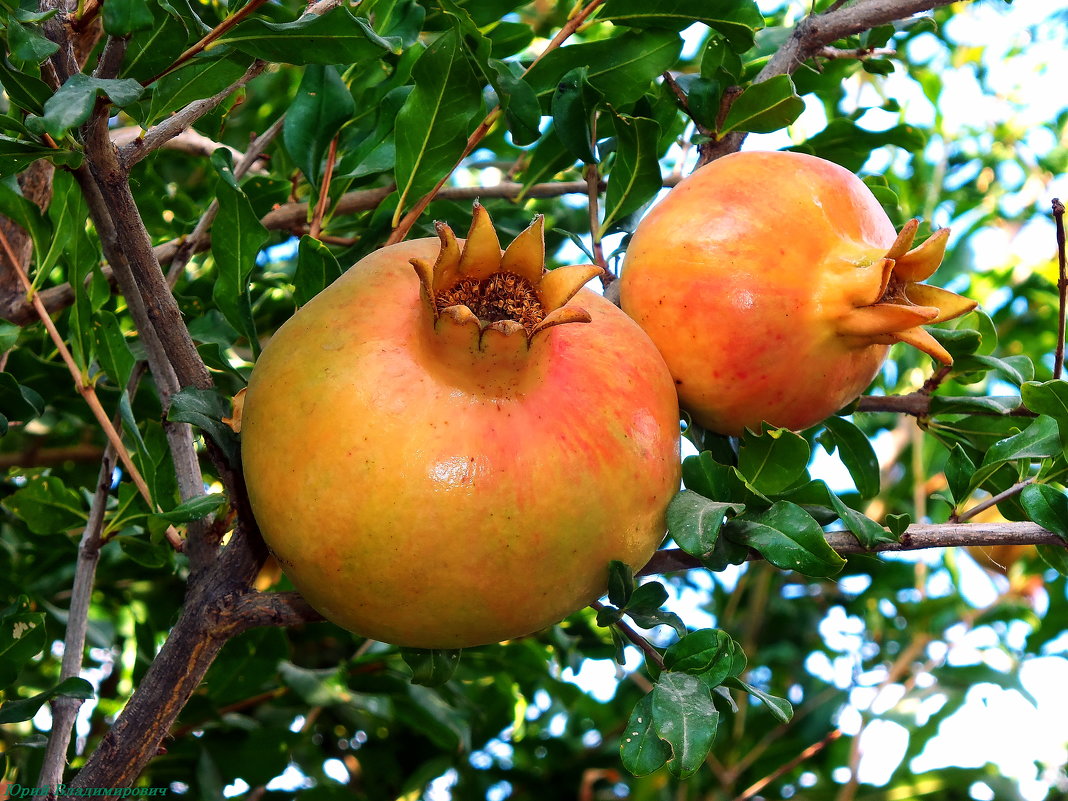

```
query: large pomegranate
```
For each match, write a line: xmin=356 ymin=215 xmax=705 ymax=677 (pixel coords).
xmin=240 ymin=205 xmax=681 ymax=648
xmin=619 ymin=150 xmax=976 ymax=435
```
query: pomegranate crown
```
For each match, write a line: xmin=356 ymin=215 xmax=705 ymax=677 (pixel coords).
xmin=410 ymin=203 xmax=603 ymax=344
xmin=840 ymin=220 xmax=977 ymax=364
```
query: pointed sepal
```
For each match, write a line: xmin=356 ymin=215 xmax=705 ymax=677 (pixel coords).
xmin=531 ymin=305 xmax=593 ymax=336
xmin=904 ymin=283 xmax=978 ymax=323
xmin=892 ymin=326 xmax=953 ymax=365
xmin=838 ymin=303 xmax=939 ymax=337
xmin=885 ymin=218 xmax=919 ymax=260
xmin=432 ymin=221 xmax=463 ymax=294
xmin=458 ymin=202 xmax=502 ymax=280
xmin=537 ymin=264 xmax=603 ymax=312
xmin=501 ymin=215 xmax=546 ymax=284
xmin=894 ymin=227 xmax=950 ymax=282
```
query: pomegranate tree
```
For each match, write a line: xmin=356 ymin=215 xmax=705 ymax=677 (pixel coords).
xmin=619 ymin=150 xmax=977 ymax=435
xmin=240 ymin=205 xmax=681 ymax=648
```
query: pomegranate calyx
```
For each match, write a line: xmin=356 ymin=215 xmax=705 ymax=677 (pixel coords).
xmin=840 ymin=221 xmax=976 ymax=366
xmin=411 ymin=203 xmax=602 ymax=340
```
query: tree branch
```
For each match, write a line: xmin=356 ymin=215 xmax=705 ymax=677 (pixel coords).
xmin=640 ymin=522 xmax=1066 ymax=575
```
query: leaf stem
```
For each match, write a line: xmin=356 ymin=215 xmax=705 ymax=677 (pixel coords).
xmin=589 ymin=600 xmax=666 ymax=671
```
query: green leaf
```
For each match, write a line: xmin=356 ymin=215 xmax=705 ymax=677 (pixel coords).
xmin=103 ymin=0 xmax=154 ymax=35
xmin=0 ymin=608 xmax=47 ymax=688
xmin=726 ymin=501 xmax=846 ymax=577
xmin=167 ymin=386 xmax=241 ymax=467
xmin=284 ymin=65 xmax=355 ymax=188
xmin=1022 ymin=380 xmax=1068 ymax=459
xmin=154 ymin=494 xmax=228 ymax=524
xmin=486 ymin=58 xmax=541 ymax=146
xmin=819 ymin=417 xmax=880 ymax=499
xmin=29 ymin=73 xmax=144 ymax=140
xmin=219 ymin=8 xmax=398 ymax=64
xmin=92 ymin=311 xmax=136 ymax=389
xmin=294 ymin=236 xmax=344 ymax=307
xmin=0 ymin=677 xmax=94 ymax=724
xmin=550 ymin=66 xmax=599 ymax=164
xmin=0 ymin=57 xmax=52 ymax=114
xmin=601 ymin=0 xmax=764 ymax=49
xmin=682 ymin=451 xmax=733 ymax=500
xmin=973 ymin=417 xmax=1060 ymax=488
xmin=791 ymin=118 xmax=927 ymax=173
xmin=663 ymin=628 xmax=734 ymax=684
xmin=0 ymin=179 xmax=51 ymax=264
xmin=651 ymin=672 xmax=719 ymax=779
xmin=607 ymin=560 xmax=635 ymax=608
xmin=1 ymin=475 xmax=86 ymax=536
xmin=115 ymin=535 xmax=170 ymax=569
xmin=627 ymin=607 xmax=687 ymax=638
xmin=1020 ymin=484 xmax=1068 ymax=543
xmin=667 ymin=490 xmax=742 ymax=560
xmin=401 ymin=648 xmax=462 ymax=686
xmin=0 ymin=135 xmax=81 ymax=176
xmin=722 ymin=677 xmax=793 ymax=723
xmin=6 ymin=21 xmax=59 ymax=66
xmin=826 ymin=488 xmax=895 ymax=548
xmin=601 ymin=115 xmax=663 ymax=233
xmin=628 ymin=581 xmax=669 ymax=614
xmin=884 ymin=513 xmax=911 ymax=540
xmin=737 ymin=427 xmax=810 ymax=495
xmin=211 ymin=150 xmax=268 ymax=356
xmin=526 ymin=31 xmax=683 ymax=109
xmin=146 ymin=54 xmax=252 ymax=126
xmin=620 ymin=694 xmax=670 ymax=776
xmin=0 ymin=372 xmax=45 ymax=429
xmin=719 ymin=75 xmax=804 ymax=136
xmin=945 ymin=443 xmax=978 ymax=504
xmin=393 ymin=29 xmax=482 ymax=221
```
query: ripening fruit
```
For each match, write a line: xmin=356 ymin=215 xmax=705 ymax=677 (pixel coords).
xmin=240 ymin=205 xmax=681 ymax=648
xmin=619 ymin=150 xmax=977 ymax=435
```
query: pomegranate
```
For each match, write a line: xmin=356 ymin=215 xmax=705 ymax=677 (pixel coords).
xmin=619 ymin=150 xmax=976 ymax=435
xmin=240 ymin=205 xmax=681 ymax=648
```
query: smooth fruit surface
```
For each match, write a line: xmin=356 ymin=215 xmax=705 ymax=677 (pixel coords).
xmin=240 ymin=210 xmax=681 ymax=648
xmin=619 ymin=150 xmax=975 ymax=435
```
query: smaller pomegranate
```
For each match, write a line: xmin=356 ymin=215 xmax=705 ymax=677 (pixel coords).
xmin=619 ymin=150 xmax=976 ymax=435
xmin=239 ymin=205 xmax=681 ymax=648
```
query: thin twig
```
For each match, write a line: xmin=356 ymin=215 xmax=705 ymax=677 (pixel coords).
xmin=1053 ymin=198 xmax=1066 ymax=380
xmin=309 ymin=136 xmax=339 ymax=240
xmin=952 ymin=477 xmax=1036 ymax=524
xmin=732 ymin=729 xmax=842 ymax=801
xmin=146 ymin=0 xmax=272 ymax=85
xmin=0 ymin=226 xmax=152 ymax=505
xmin=589 ymin=600 xmax=666 ymax=670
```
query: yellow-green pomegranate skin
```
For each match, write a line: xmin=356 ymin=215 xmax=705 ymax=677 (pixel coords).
xmin=240 ymin=236 xmax=681 ymax=648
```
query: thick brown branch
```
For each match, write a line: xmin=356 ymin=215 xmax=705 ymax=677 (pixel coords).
xmin=640 ymin=522 xmax=1066 ymax=575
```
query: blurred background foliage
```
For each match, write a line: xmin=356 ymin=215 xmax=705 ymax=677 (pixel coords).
xmin=2 ymin=0 xmax=1068 ymax=798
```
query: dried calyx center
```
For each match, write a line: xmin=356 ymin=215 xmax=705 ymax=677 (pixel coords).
xmin=435 ymin=272 xmax=546 ymax=334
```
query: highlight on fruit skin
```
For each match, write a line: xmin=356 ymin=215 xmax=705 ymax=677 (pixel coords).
xmin=618 ymin=149 xmax=978 ymax=436
xmin=239 ymin=203 xmax=681 ymax=648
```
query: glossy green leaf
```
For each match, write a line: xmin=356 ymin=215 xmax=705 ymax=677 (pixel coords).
xmin=726 ymin=502 xmax=846 ymax=577
xmin=6 ymin=20 xmax=59 ymax=66
xmin=526 ymin=31 xmax=682 ymax=109
xmin=791 ymin=118 xmax=927 ymax=172
xmin=103 ymin=0 xmax=154 ymax=35
xmin=0 ymin=135 xmax=82 ymax=175
xmin=155 ymin=494 xmax=228 ymax=524
xmin=219 ymin=8 xmax=398 ymax=64
xmin=0 ymin=178 xmax=51 ymax=262
xmin=550 ymin=66 xmax=599 ymax=164
xmin=1036 ymin=544 xmax=1068 ymax=576
xmin=1 ymin=475 xmax=86 ymax=536
xmin=620 ymin=694 xmax=670 ymax=776
xmin=116 ymin=535 xmax=171 ymax=569
xmin=682 ymin=451 xmax=733 ymax=501
xmin=667 ymin=490 xmax=742 ymax=559
xmin=1020 ymin=484 xmax=1068 ymax=543
xmin=0 ymin=57 xmax=51 ymax=114
xmin=826 ymin=488 xmax=896 ymax=548
xmin=737 ymin=427 xmax=810 ymax=495
xmin=0 ymin=677 xmax=94 ymax=724
xmin=722 ymin=677 xmax=793 ymax=723
xmin=146 ymin=54 xmax=252 ymax=126
xmin=211 ymin=150 xmax=268 ymax=357
xmin=601 ymin=0 xmax=763 ymax=48
xmin=394 ymin=29 xmax=482 ymax=221
xmin=663 ymin=629 xmax=733 ymax=684
xmin=294 ymin=236 xmax=344 ymax=307
xmin=402 ymin=648 xmax=463 ymax=686
xmin=602 ymin=115 xmax=662 ymax=233
xmin=651 ymin=672 xmax=719 ymax=779
xmin=884 ymin=513 xmax=912 ymax=540
xmin=0 ymin=372 xmax=44 ymax=430
xmin=0 ymin=606 xmax=47 ymax=688
xmin=820 ymin=417 xmax=880 ymax=499
xmin=607 ymin=560 xmax=635 ymax=608
xmin=29 ymin=74 xmax=144 ymax=139
xmin=284 ymin=65 xmax=355 ymax=188
xmin=945 ymin=444 xmax=977 ymax=504
xmin=1022 ymin=380 xmax=1068 ymax=458
xmin=167 ymin=386 xmax=240 ymax=467
xmin=120 ymin=7 xmax=191 ymax=82
xmin=973 ymin=417 xmax=1060 ymax=488
xmin=719 ymin=75 xmax=804 ymax=135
